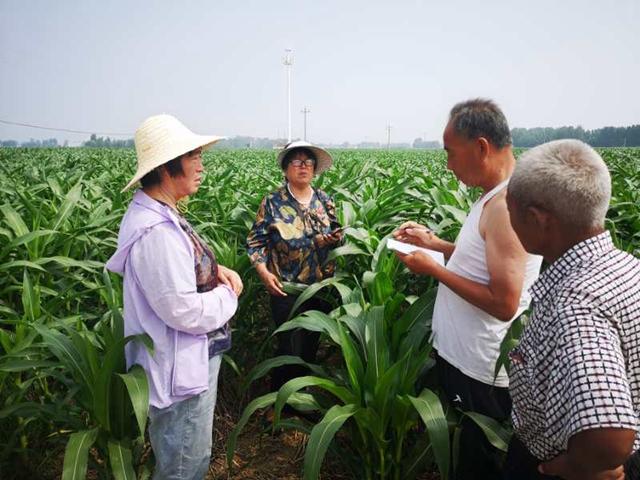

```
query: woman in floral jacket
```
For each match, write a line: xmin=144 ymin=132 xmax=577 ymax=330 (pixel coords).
xmin=247 ymin=141 xmax=342 ymax=391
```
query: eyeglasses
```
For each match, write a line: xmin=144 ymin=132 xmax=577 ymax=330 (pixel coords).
xmin=290 ymin=159 xmax=315 ymax=168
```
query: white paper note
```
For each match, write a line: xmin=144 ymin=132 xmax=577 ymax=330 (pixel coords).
xmin=387 ymin=238 xmax=445 ymax=267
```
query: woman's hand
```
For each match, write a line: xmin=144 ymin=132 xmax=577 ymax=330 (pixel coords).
xmin=217 ymin=265 xmax=243 ymax=297
xmin=315 ymin=229 xmax=343 ymax=248
xmin=256 ymin=264 xmax=287 ymax=296
xmin=325 ymin=230 xmax=344 ymax=245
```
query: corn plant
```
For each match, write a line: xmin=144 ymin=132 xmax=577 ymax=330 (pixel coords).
xmin=602 ymin=149 xmax=640 ymax=257
xmin=1 ymin=146 xmax=638 ymax=478
xmin=226 ymin=234 xmax=449 ymax=479
xmin=1 ymin=269 xmax=151 ymax=479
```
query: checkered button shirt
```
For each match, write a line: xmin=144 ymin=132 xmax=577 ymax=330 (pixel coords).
xmin=509 ymin=231 xmax=640 ymax=465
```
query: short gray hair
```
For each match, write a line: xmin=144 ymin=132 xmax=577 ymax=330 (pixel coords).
xmin=449 ymin=98 xmax=512 ymax=149
xmin=508 ymin=139 xmax=611 ymax=230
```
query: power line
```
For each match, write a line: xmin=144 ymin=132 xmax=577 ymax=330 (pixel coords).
xmin=0 ymin=119 xmax=132 ymax=137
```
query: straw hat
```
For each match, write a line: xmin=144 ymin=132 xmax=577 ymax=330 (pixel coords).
xmin=276 ymin=140 xmax=333 ymax=175
xmin=122 ymin=114 xmax=224 ymax=192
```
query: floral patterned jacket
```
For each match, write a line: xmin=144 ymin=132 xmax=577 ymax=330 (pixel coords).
xmin=246 ymin=185 xmax=341 ymax=284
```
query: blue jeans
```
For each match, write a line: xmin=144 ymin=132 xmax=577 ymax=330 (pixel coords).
xmin=148 ymin=355 xmax=222 ymax=480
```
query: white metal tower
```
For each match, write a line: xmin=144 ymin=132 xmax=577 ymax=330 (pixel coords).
xmin=386 ymin=123 xmax=392 ymax=149
xmin=301 ymin=106 xmax=311 ymax=141
xmin=283 ymin=49 xmax=294 ymax=143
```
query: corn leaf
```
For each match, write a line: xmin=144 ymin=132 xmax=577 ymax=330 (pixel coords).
xmin=0 ymin=260 xmax=47 ymax=272
xmin=226 ymin=392 xmax=278 ymax=470
xmin=327 ymin=244 xmax=368 ymax=261
xmin=303 ymin=403 xmax=359 ymax=480
xmin=117 ymin=364 xmax=149 ymax=436
xmin=61 ymin=428 xmax=99 ymax=480
xmin=286 ymin=276 xmax=345 ymax=319
xmin=107 ymin=439 xmax=136 ymax=480
xmin=274 ymin=376 xmax=354 ymax=425
xmin=34 ymin=324 xmax=94 ymax=400
xmin=0 ymin=229 xmax=57 ymax=258
xmin=364 ymin=306 xmax=388 ymax=389
xmin=1 ymin=203 xmax=29 ymax=238
xmin=463 ymin=411 xmax=511 ymax=452
xmin=337 ymin=322 xmax=364 ymax=398
xmin=391 ymin=287 xmax=436 ymax=353
xmin=50 ymin=179 xmax=83 ymax=234
xmin=21 ymin=269 xmax=40 ymax=322
xmin=275 ymin=310 xmax=341 ymax=344
xmin=408 ymin=389 xmax=450 ymax=479
xmin=242 ymin=355 xmax=326 ymax=391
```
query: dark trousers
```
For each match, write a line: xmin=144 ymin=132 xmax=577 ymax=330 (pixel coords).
xmin=270 ymin=294 xmax=332 ymax=391
xmin=503 ymin=435 xmax=561 ymax=480
xmin=435 ymin=353 xmax=512 ymax=480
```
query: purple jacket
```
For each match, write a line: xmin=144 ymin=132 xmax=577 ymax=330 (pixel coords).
xmin=106 ymin=190 xmax=237 ymax=408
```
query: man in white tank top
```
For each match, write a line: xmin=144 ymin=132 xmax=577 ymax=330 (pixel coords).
xmin=394 ymin=99 xmax=543 ymax=480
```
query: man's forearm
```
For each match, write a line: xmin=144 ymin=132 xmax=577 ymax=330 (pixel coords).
xmin=430 ymin=264 xmax=519 ymax=321
xmin=566 ymin=428 xmax=635 ymax=475
xmin=435 ymin=238 xmax=456 ymax=260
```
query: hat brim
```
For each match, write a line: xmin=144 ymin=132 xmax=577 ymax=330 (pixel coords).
xmin=277 ymin=143 xmax=333 ymax=175
xmin=122 ymin=134 xmax=224 ymax=192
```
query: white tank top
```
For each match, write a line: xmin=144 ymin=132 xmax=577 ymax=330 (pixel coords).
xmin=432 ymin=180 xmax=543 ymax=387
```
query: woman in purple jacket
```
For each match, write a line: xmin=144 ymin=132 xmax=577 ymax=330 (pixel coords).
xmin=107 ymin=114 xmax=242 ymax=480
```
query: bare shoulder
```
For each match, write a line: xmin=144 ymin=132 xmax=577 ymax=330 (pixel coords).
xmin=479 ymin=189 xmax=511 ymax=238
xmin=481 ymin=188 xmax=527 ymax=281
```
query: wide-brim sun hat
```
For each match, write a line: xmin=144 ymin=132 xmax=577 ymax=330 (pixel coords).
xmin=122 ymin=114 xmax=224 ymax=192
xmin=277 ymin=140 xmax=333 ymax=175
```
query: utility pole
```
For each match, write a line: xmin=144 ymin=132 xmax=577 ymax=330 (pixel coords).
xmin=386 ymin=123 xmax=392 ymax=150
xmin=301 ymin=106 xmax=311 ymax=141
xmin=283 ymin=49 xmax=294 ymax=143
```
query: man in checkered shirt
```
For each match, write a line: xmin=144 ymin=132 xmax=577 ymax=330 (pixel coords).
xmin=504 ymin=139 xmax=640 ymax=479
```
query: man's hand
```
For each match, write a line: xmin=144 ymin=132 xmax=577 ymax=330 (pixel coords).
xmin=394 ymin=221 xmax=436 ymax=247
xmin=395 ymin=251 xmax=440 ymax=276
xmin=539 ymin=453 xmax=625 ymax=480
xmin=393 ymin=221 xmax=455 ymax=259
xmin=217 ymin=265 xmax=243 ymax=297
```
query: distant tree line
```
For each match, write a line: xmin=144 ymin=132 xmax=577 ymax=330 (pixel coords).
xmin=1 ymin=138 xmax=62 ymax=147
xmin=511 ymin=125 xmax=640 ymax=147
xmin=320 ymin=141 xmax=414 ymax=149
xmin=2 ymin=125 xmax=639 ymax=149
xmin=216 ymin=136 xmax=287 ymax=149
xmin=82 ymin=134 xmax=134 ymax=148
xmin=412 ymin=138 xmax=442 ymax=149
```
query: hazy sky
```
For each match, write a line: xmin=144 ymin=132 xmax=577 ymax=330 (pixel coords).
xmin=1 ymin=0 xmax=639 ymax=145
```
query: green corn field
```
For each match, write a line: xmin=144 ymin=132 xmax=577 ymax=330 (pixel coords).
xmin=1 ymin=147 xmax=639 ymax=479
